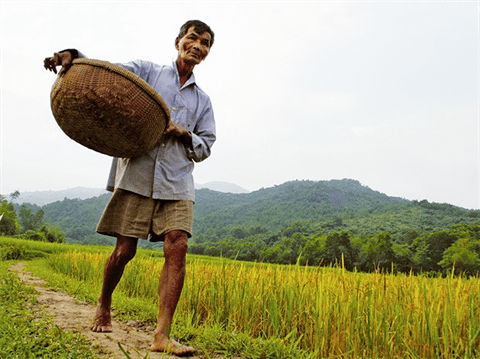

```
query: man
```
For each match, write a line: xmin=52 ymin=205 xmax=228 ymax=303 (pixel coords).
xmin=44 ymin=20 xmax=216 ymax=356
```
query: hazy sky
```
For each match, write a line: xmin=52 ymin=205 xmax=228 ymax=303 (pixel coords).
xmin=1 ymin=1 xmax=479 ymax=209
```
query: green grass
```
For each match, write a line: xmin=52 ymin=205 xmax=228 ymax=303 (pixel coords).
xmin=2 ymin=236 xmax=479 ymax=359
xmin=0 ymin=260 xmax=100 ymax=359
xmin=1 ymin=237 xmax=312 ymax=358
xmin=26 ymin=258 xmax=312 ymax=359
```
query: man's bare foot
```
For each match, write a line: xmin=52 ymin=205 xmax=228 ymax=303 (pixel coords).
xmin=90 ymin=304 xmax=112 ymax=332
xmin=149 ymin=338 xmax=195 ymax=356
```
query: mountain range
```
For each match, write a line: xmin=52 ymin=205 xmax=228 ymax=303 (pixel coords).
xmin=195 ymin=181 xmax=250 ymax=194
xmin=11 ymin=181 xmax=250 ymax=206
xmin=11 ymin=178 xmax=480 ymax=274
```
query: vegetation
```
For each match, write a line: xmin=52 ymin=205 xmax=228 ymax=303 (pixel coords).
xmin=2 ymin=180 xmax=479 ymax=357
xmin=190 ymin=180 xmax=480 ymax=276
xmin=1 ymin=192 xmax=65 ymax=244
xmin=7 ymin=179 xmax=480 ymax=276
xmin=0 ymin=257 xmax=99 ymax=358
xmin=0 ymin=191 xmax=20 ymax=235
xmin=1 ymin=236 xmax=479 ymax=358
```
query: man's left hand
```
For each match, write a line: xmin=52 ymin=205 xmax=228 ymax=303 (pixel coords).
xmin=163 ymin=122 xmax=192 ymax=146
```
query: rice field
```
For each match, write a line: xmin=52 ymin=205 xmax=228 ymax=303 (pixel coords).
xmin=47 ymin=250 xmax=480 ymax=359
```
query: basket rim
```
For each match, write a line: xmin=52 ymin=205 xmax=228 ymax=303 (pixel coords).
xmin=71 ymin=58 xmax=171 ymax=121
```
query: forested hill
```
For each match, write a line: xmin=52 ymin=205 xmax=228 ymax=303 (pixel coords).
xmin=193 ymin=178 xmax=478 ymax=239
xmin=16 ymin=179 xmax=480 ymax=274
xmin=194 ymin=179 xmax=410 ymax=231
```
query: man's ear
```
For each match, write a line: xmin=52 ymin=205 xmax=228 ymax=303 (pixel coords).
xmin=175 ymin=37 xmax=180 ymax=50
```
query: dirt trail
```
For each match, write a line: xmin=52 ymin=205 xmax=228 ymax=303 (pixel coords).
xmin=9 ymin=262 xmax=208 ymax=359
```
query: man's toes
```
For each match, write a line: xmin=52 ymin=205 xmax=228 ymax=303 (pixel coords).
xmin=99 ymin=325 xmax=112 ymax=332
xmin=174 ymin=345 xmax=196 ymax=357
xmin=91 ymin=322 xmax=112 ymax=332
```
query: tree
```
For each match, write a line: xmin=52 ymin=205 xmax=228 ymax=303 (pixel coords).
xmin=0 ymin=194 xmax=20 ymax=235
xmin=439 ymin=238 xmax=480 ymax=276
xmin=39 ymin=224 xmax=65 ymax=243
xmin=322 ymin=231 xmax=356 ymax=270
xmin=231 ymin=226 xmax=247 ymax=239
xmin=19 ymin=205 xmax=44 ymax=233
xmin=10 ymin=190 xmax=20 ymax=200
xmin=392 ymin=242 xmax=413 ymax=273
xmin=425 ymin=230 xmax=458 ymax=271
xmin=66 ymin=225 xmax=95 ymax=241
xmin=301 ymin=235 xmax=325 ymax=266
xmin=23 ymin=230 xmax=47 ymax=242
xmin=359 ymin=232 xmax=395 ymax=272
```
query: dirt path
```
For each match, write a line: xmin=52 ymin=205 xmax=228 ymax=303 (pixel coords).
xmin=9 ymin=262 xmax=209 ymax=359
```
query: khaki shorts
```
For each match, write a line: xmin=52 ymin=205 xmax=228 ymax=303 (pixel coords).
xmin=96 ymin=189 xmax=193 ymax=242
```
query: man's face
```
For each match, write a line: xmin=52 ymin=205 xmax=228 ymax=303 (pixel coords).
xmin=175 ymin=26 xmax=212 ymax=66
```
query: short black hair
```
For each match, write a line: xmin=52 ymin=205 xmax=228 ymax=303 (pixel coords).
xmin=177 ymin=20 xmax=214 ymax=47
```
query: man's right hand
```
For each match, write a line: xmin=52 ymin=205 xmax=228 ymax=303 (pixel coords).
xmin=43 ymin=51 xmax=73 ymax=76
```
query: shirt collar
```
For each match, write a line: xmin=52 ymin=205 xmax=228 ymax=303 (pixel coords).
xmin=173 ymin=60 xmax=196 ymax=89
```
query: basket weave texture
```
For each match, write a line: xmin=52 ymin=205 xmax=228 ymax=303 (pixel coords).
xmin=50 ymin=58 xmax=170 ymax=158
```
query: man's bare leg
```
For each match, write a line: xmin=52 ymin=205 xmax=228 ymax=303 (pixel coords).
xmin=91 ymin=236 xmax=138 ymax=332
xmin=150 ymin=230 xmax=195 ymax=356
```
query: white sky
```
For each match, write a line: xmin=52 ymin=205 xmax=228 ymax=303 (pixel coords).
xmin=1 ymin=1 xmax=479 ymax=209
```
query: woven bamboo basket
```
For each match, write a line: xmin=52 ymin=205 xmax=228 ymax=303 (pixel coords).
xmin=50 ymin=58 xmax=170 ymax=158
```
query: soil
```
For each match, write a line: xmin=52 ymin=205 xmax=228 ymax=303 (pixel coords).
xmin=9 ymin=262 xmax=217 ymax=359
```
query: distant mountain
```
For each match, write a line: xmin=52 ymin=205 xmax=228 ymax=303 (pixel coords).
xmin=12 ymin=187 xmax=108 ymax=206
xmin=195 ymin=181 xmax=250 ymax=194
xmin=193 ymin=178 xmax=412 ymax=233
xmin=191 ymin=178 xmax=479 ymax=243
xmin=11 ymin=182 xmax=249 ymax=206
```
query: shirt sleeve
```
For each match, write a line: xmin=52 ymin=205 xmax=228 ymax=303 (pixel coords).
xmin=59 ymin=49 xmax=88 ymax=59
xmin=115 ymin=59 xmax=151 ymax=80
xmin=106 ymin=158 xmax=117 ymax=192
xmin=187 ymin=99 xmax=216 ymax=162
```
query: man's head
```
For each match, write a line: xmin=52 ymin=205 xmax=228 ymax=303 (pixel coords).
xmin=176 ymin=20 xmax=214 ymax=47
xmin=175 ymin=20 xmax=214 ymax=67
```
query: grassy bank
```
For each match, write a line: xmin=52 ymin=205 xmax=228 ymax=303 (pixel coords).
xmin=1 ymin=236 xmax=479 ymax=358
xmin=1 ymin=237 xmax=310 ymax=358
xmin=0 ymin=259 xmax=99 ymax=359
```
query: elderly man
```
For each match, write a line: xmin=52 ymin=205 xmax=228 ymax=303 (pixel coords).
xmin=44 ymin=20 xmax=216 ymax=356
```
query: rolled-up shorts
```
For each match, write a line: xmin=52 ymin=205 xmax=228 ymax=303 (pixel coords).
xmin=96 ymin=189 xmax=193 ymax=242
